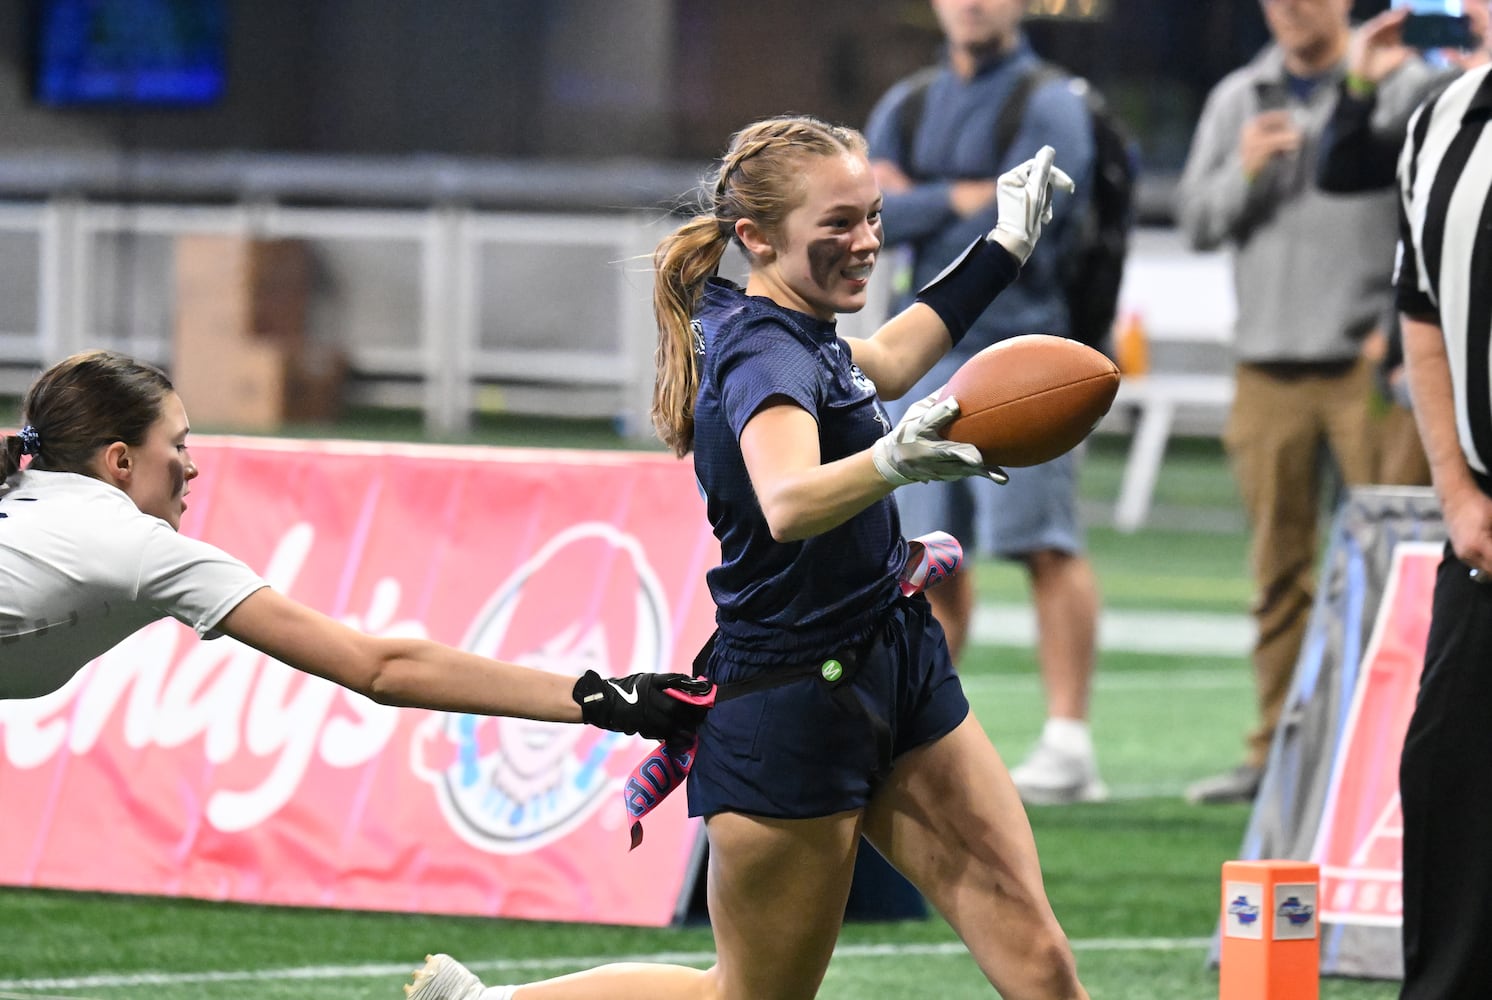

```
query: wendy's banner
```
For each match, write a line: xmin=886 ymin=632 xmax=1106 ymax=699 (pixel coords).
xmin=0 ymin=437 xmax=719 ymax=926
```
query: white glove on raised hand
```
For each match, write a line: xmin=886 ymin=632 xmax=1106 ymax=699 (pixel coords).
xmin=987 ymin=145 xmax=1076 ymax=264
xmin=872 ymin=393 xmax=1008 ymax=487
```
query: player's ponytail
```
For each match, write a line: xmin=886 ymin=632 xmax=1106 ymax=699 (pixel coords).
xmin=652 ymin=215 xmax=728 ymax=457
xmin=651 ymin=115 xmax=868 ymax=457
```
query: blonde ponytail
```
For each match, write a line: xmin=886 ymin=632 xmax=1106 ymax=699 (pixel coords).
xmin=651 ymin=216 xmax=730 ymax=456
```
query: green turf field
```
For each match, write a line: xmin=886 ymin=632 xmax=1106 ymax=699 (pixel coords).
xmin=0 ymin=428 xmax=1403 ymax=998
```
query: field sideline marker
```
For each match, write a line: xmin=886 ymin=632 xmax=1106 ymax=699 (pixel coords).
xmin=1220 ymin=860 xmax=1319 ymax=1000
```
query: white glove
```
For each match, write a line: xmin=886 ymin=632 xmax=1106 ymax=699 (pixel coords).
xmin=987 ymin=145 xmax=1076 ymax=264
xmin=872 ymin=393 xmax=1008 ymax=487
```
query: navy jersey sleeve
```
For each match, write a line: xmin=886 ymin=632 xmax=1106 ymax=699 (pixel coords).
xmin=714 ymin=316 xmax=824 ymax=439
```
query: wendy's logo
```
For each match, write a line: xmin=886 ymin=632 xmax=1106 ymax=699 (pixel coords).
xmin=412 ymin=523 xmax=671 ymax=854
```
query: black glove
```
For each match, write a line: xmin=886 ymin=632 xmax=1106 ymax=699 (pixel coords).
xmin=572 ymin=670 xmax=715 ymax=743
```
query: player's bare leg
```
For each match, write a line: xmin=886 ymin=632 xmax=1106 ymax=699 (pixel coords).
xmin=1006 ymin=549 xmax=1105 ymax=804
xmin=864 ymin=713 xmax=1089 ymax=1000
xmin=408 ymin=811 xmax=862 ymax=1000
xmin=700 ymin=809 xmax=863 ymax=999
xmin=1025 ymin=549 xmax=1099 ymax=722
xmin=924 ymin=566 xmax=975 ymax=661
xmin=407 ymin=954 xmax=709 ymax=1000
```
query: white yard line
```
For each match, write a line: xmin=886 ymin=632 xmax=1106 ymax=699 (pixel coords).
xmin=960 ymin=668 xmax=1251 ymax=693
xmin=0 ymin=936 xmax=1213 ymax=992
xmin=974 ymin=604 xmax=1251 ymax=657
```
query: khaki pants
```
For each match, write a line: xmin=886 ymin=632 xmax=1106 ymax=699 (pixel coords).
xmin=1224 ymin=359 xmax=1376 ymax=768
xmin=1375 ymin=403 xmax=1432 ymax=487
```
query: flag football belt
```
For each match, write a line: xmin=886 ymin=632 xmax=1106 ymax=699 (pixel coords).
xmin=622 ymin=532 xmax=963 ymax=849
xmin=897 ymin=530 xmax=963 ymax=597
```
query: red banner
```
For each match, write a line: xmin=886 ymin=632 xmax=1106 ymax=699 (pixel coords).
xmin=1312 ymin=542 xmax=1441 ymax=927
xmin=0 ymin=437 xmax=720 ymax=926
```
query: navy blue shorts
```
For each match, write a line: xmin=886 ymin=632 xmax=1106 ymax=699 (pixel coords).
xmin=687 ymin=597 xmax=970 ymax=820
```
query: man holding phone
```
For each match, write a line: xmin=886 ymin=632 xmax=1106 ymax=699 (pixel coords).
xmin=1174 ymin=0 xmax=1435 ymax=806
xmin=1320 ymin=0 xmax=1489 ymax=193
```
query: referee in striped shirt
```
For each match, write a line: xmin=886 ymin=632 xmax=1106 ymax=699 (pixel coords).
xmin=1396 ymin=60 xmax=1492 ymax=1000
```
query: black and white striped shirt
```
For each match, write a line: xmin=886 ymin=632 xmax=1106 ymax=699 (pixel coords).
xmin=1396 ymin=64 xmax=1492 ymax=477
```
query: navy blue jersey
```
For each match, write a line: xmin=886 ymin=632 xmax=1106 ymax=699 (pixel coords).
xmin=691 ymin=278 xmax=906 ymax=661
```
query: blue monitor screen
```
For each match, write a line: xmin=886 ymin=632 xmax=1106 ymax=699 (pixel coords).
xmin=33 ymin=0 xmax=227 ymax=107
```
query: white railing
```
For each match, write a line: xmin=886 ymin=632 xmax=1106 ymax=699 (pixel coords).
xmin=0 ymin=200 xmax=685 ymax=437
xmin=0 ymin=197 xmax=902 ymax=437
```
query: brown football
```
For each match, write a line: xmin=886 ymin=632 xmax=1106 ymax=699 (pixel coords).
xmin=936 ymin=334 xmax=1120 ymax=467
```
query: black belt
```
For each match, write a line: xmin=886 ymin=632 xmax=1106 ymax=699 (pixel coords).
xmin=1239 ymin=359 xmax=1358 ymax=380
xmin=694 ymin=614 xmax=897 ymax=788
xmin=623 ymin=610 xmax=903 ymax=851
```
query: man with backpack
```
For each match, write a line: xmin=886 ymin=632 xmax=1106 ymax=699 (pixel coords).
xmin=865 ymin=0 xmax=1130 ymax=806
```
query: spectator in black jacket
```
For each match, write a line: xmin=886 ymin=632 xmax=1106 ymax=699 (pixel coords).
xmin=1319 ymin=3 xmax=1488 ymax=194
xmin=1316 ymin=2 xmax=1489 ymax=486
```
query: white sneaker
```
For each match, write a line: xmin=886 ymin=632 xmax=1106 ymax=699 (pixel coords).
xmin=1009 ymin=738 xmax=1108 ymax=805
xmin=405 ymin=954 xmax=487 ymax=1000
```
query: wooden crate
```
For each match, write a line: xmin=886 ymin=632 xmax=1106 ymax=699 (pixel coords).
xmin=173 ymin=234 xmax=342 ymax=430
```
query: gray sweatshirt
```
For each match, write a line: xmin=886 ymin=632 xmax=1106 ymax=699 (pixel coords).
xmin=1175 ymin=43 xmax=1432 ymax=364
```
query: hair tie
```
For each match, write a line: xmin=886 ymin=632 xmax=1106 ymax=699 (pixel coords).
xmin=17 ymin=425 xmax=40 ymax=456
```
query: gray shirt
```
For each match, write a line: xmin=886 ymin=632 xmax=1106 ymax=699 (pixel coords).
xmin=0 ymin=470 xmax=267 ymax=699
xmin=1176 ymin=43 xmax=1433 ymax=363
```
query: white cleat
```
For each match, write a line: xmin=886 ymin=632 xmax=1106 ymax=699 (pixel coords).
xmin=1009 ymin=739 xmax=1108 ymax=806
xmin=405 ymin=954 xmax=487 ymax=1000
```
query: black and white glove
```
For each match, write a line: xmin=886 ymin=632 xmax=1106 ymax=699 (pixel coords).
xmin=987 ymin=145 xmax=1076 ymax=264
xmin=872 ymin=393 xmax=1007 ymax=487
xmin=572 ymin=670 xmax=715 ymax=743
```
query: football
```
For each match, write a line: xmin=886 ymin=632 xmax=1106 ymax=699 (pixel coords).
xmin=937 ymin=334 xmax=1120 ymax=467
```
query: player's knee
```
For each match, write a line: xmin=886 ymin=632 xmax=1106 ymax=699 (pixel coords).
xmin=1022 ymin=547 xmax=1078 ymax=575
xmin=1011 ymin=930 xmax=1083 ymax=1000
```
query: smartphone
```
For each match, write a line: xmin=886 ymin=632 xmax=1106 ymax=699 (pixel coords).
xmin=1393 ymin=0 xmax=1475 ymax=50
xmin=1254 ymin=80 xmax=1290 ymax=112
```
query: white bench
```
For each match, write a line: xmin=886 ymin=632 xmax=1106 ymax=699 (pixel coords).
xmin=1102 ymin=229 xmax=1236 ymax=532
xmin=1108 ymin=373 xmax=1234 ymax=533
